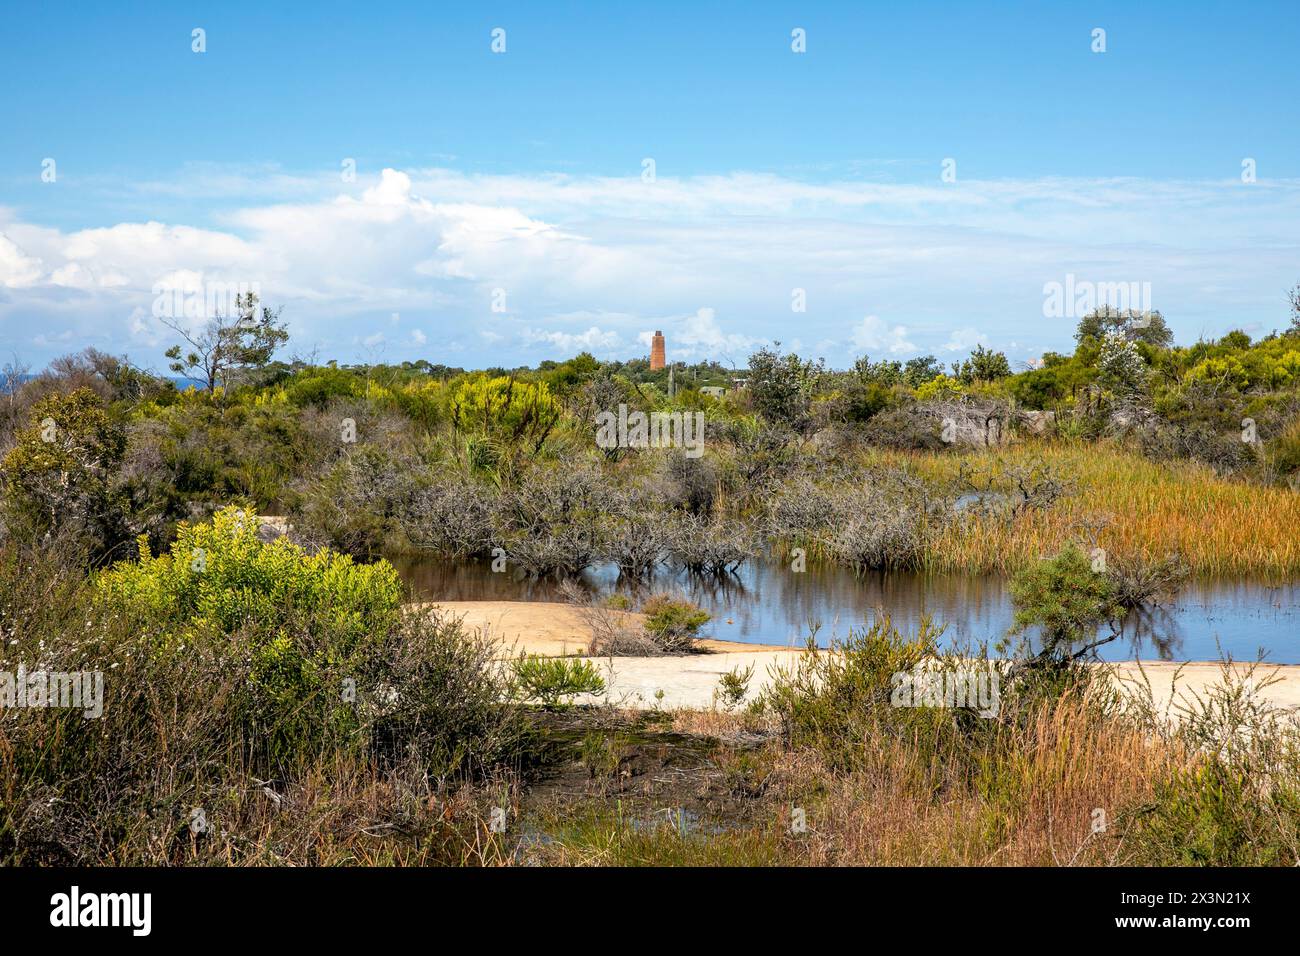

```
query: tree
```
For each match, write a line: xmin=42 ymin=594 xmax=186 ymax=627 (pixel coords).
xmin=903 ymin=355 xmax=943 ymax=388
xmin=163 ymin=292 xmax=288 ymax=394
xmin=1075 ymin=306 xmax=1173 ymax=350
xmin=951 ymin=345 xmax=1011 ymax=385
xmin=1288 ymin=284 xmax=1300 ymax=334
xmin=542 ymin=351 xmax=601 ymax=397
xmin=1007 ymin=544 xmax=1119 ymax=660
xmin=852 ymin=355 xmax=903 ymax=387
xmin=747 ymin=345 xmax=825 ymax=432
xmin=1219 ymin=329 xmax=1252 ymax=351
xmin=0 ymin=388 xmax=126 ymax=553
xmin=1097 ymin=331 xmax=1147 ymax=394
xmin=1009 ymin=366 xmax=1066 ymax=408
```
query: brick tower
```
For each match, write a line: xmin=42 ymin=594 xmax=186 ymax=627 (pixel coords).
xmin=650 ymin=330 xmax=666 ymax=370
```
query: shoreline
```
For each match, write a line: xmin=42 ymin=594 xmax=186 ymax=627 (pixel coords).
xmin=415 ymin=599 xmax=1300 ymax=713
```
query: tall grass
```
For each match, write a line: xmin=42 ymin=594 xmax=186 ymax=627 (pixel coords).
xmin=519 ymin=623 xmax=1300 ymax=867
xmin=868 ymin=441 xmax=1300 ymax=577
xmin=786 ymin=692 xmax=1182 ymax=866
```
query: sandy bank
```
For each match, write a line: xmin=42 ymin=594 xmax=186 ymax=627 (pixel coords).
xmin=414 ymin=599 xmax=1300 ymax=714
xmin=414 ymin=600 xmax=799 ymax=655
xmin=561 ymin=656 xmax=1300 ymax=714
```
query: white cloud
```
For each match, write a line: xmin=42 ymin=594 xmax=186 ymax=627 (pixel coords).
xmin=850 ymin=315 xmax=917 ymax=355
xmin=127 ymin=306 xmax=162 ymax=346
xmin=521 ymin=326 xmax=622 ymax=355
xmin=33 ymin=330 xmax=74 ymax=347
xmin=0 ymin=234 xmax=42 ymax=288
xmin=362 ymin=168 xmax=414 ymax=206
xmin=939 ymin=328 xmax=989 ymax=353
xmin=668 ymin=307 xmax=766 ymax=362
xmin=1 ymin=166 xmax=1298 ymax=367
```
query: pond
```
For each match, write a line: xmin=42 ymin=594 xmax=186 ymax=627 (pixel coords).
xmin=393 ymin=556 xmax=1300 ymax=664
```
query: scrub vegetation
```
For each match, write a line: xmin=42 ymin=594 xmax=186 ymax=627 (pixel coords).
xmin=3 ymin=290 xmax=1300 ymax=865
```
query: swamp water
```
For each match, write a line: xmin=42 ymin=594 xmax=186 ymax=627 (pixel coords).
xmin=394 ymin=557 xmax=1300 ymax=664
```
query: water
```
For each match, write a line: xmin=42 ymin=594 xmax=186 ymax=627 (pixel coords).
xmin=393 ymin=557 xmax=1300 ymax=664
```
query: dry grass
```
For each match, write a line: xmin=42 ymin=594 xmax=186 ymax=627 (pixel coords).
xmin=512 ymin=690 xmax=1202 ymax=867
xmin=783 ymin=690 xmax=1186 ymax=865
xmin=867 ymin=441 xmax=1300 ymax=576
xmin=19 ymin=745 xmax=521 ymax=867
xmin=668 ymin=709 xmax=772 ymax=737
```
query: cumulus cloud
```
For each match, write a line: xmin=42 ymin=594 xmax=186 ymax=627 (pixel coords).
xmin=668 ymin=308 xmax=767 ymax=363
xmin=0 ymin=234 xmax=43 ymax=288
xmin=521 ymin=326 xmax=622 ymax=355
xmin=850 ymin=315 xmax=917 ymax=355
xmin=939 ymin=328 xmax=989 ymax=353
xmin=1 ymin=166 xmax=1298 ymax=368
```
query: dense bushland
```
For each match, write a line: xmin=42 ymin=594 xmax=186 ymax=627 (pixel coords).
xmin=0 ymin=510 xmax=528 ymax=865
xmin=7 ymin=292 xmax=1300 ymax=580
xmin=4 ymin=289 xmax=1300 ymax=867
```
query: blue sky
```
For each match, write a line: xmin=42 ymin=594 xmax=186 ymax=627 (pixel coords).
xmin=2 ymin=0 xmax=1298 ymax=370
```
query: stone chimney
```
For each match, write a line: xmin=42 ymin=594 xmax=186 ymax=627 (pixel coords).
xmin=650 ymin=330 xmax=666 ymax=370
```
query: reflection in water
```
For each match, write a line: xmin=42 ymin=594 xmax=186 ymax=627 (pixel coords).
xmin=392 ymin=557 xmax=1300 ymax=664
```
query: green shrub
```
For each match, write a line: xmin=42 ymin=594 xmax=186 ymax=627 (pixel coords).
xmin=715 ymin=663 xmax=754 ymax=710
xmin=1268 ymin=417 xmax=1300 ymax=480
xmin=98 ymin=505 xmax=401 ymax=643
xmin=746 ymin=345 xmax=824 ymax=434
xmin=511 ymin=655 xmax=606 ymax=709
xmin=282 ymin=366 xmax=365 ymax=408
xmin=1007 ymin=543 xmax=1117 ymax=657
xmin=290 ymin=445 xmax=413 ymax=558
xmin=96 ymin=505 xmax=403 ymax=762
xmin=449 ymin=374 xmax=560 ymax=449
xmin=383 ymin=380 xmax=446 ymax=429
xmin=865 ymin=402 xmax=947 ymax=450
xmin=1127 ymin=759 xmax=1300 ymax=865
xmin=641 ymin=595 xmax=711 ymax=650
xmin=577 ymin=730 xmax=624 ymax=778
xmin=1009 ymin=365 xmax=1070 ymax=408
xmin=369 ymin=610 xmax=531 ymax=777
xmin=1121 ymin=658 xmax=1300 ymax=865
xmin=0 ymin=542 xmax=250 ymax=863
xmin=760 ymin=617 xmax=953 ymax=772
xmin=952 ymin=345 xmax=1012 ymax=385
xmin=0 ymin=520 xmax=527 ymax=863
xmin=0 ymin=388 xmax=126 ymax=555
xmin=122 ymin=397 xmax=312 ymax=520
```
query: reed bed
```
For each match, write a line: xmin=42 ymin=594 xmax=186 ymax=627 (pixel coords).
xmin=866 ymin=442 xmax=1300 ymax=577
xmin=517 ymin=692 xmax=1194 ymax=867
xmin=790 ymin=691 xmax=1183 ymax=866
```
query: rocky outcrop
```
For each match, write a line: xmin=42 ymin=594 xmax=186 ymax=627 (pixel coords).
xmin=1018 ymin=410 xmax=1056 ymax=436
xmin=256 ymin=515 xmax=292 ymax=543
